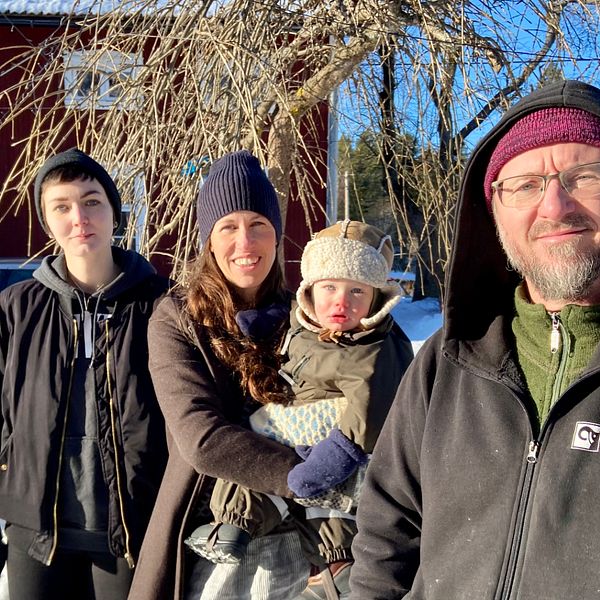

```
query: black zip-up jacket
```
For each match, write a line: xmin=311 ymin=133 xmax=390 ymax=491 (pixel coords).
xmin=349 ymin=80 xmax=600 ymax=599
xmin=0 ymin=247 xmax=169 ymax=567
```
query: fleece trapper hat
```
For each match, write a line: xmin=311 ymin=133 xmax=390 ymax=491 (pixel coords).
xmin=296 ymin=219 xmax=402 ymax=331
xmin=197 ymin=149 xmax=282 ymax=245
xmin=484 ymin=107 xmax=600 ymax=211
xmin=34 ymin=148 xmax=122 ymax=234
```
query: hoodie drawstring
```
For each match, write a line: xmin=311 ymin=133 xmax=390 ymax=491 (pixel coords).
xmin=73 ymin=289 xmax=105 ymax=367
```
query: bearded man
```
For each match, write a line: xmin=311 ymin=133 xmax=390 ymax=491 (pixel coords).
xmin=349 ymin=79 xmax=600 ymax=600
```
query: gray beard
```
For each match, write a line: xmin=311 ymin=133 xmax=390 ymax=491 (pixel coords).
xmin=495 ymin=215 xmax=600 ymax=304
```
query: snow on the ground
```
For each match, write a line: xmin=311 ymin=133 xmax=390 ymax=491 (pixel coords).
xmin=391 ymin=296 xmax=442 ymax=354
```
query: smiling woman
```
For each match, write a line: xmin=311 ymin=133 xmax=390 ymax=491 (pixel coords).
xmin=129 ymin=150 xmax=309 ymax=600
xmin=209 ymin=210 xmax=278 ymax=302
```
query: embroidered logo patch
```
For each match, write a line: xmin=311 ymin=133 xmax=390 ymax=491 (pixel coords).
xmin=571 ymin=422 xmax=600 ymax=452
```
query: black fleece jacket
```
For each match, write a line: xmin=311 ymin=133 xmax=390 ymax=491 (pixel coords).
xmin=349 ymin=80 xmax=600 ymax=600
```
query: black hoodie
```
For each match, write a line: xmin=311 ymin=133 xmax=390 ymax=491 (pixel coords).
xmin=0 ymin=247 xmax=169 ymax=567
xmin=350 ymin=80 xmax=600 ymax=599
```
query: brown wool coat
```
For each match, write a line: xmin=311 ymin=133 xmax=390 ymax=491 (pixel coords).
xmin=128 ymin=295 xmax=300 ymax=600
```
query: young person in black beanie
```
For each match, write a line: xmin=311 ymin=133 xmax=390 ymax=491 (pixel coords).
xmin=0 ymin=148 xmax=170 ymax=600
xmin=130 ymin=149 xmax=310 ymax=600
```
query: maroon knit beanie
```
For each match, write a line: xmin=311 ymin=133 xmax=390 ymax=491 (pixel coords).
xmin=484 ymin=107 xmax=600 ymax=211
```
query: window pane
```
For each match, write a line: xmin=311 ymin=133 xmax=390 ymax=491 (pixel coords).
xmin=76 ymin=72 xmax=100 ymax=98
xmin=107 ymin=74 xmax=122 ymax=99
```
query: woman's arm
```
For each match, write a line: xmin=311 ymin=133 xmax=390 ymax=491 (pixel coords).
xmin=148 ymin=296 xmax=299 ymax=498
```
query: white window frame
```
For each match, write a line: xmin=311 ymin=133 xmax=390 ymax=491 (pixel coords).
xmin=63 ymin=50 xmax=143 ymax=110
xmin=112 ymin=170 xmax=147 ymax=252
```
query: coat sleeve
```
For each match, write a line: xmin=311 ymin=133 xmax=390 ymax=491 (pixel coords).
xmin=337 ymin=326 xmax=414 ymax=452
xmin=148 ymin=296 xmax=300 ymax=498
xmin=349 ymin=335 xmax=436 ymax=599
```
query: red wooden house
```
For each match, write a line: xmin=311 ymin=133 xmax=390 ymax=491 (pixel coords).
xmin=0 ymin=1 xmax=330 ymax=290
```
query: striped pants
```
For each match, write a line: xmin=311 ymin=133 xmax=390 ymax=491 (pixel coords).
xmin=185 ymin=530 xmax=310 ymax=600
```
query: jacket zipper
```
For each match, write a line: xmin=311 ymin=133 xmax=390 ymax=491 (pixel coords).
xmin=279 ymin=326 xmax=302 ymax=356
xmin=499 ymin=440 xmax=539 ymax=600
xmin=549 ymin=312 xmax=570 ymax=408
xmin=549 ymin=312 xmax=561 ymax=354
xmin=47 ymin=318 xmax=78 ymax=565
xmin=278 ymin=327 xmax=304 ymax=385
xmin=291 ymin=355 xmax=310 ymax=380
xmin=279 ymin=355 xmax=309 ymax=386
xmin=104 ymin=319 xmax=135 ymax=569
xmin=501 ymin=312 xmax=567 ymax=598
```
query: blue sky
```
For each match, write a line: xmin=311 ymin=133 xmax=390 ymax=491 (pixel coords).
xmin=335 ymin=1 xmax=600 ymax=152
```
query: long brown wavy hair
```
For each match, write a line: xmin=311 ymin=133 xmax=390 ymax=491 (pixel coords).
xmin=186 ymin=243 xmax=292 ymax=405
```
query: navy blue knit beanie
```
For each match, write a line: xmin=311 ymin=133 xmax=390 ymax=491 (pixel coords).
xmin=34 ymin=148 xmax=122 ymax=234
xmin=197 ymin=150 xmax=282 ymax=245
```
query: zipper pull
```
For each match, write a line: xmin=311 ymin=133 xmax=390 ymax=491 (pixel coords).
xmin=526 ymin=440 xmax=540 ymax=464
xmin=125 ymin=552 xmax=135 ymax=569
xmin=550 ymin=312 xmax=561 ymax=354
xmin=280 ymin=329 xmax=294 ymax=355
xmin=278 ymin=369 xmax=295 ymax=386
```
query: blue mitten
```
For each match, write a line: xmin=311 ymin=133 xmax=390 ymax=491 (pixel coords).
xmin=287 ymin=429 xmax=368 ymax=498
xmin=235 ymin=302 xmax=290 ymax=341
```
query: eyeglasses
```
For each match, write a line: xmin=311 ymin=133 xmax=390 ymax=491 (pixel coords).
xmin=491 ymin=161 xmax=600 ymax=209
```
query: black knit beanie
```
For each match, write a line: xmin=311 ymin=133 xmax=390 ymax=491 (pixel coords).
xmin=197 ymin=150 xmax=282 ymax=245
xmin=34 ymin=148 xmax=122 ymax=234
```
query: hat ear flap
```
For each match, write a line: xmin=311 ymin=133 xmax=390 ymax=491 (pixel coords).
xmin=296 ymin=281 xmax=319 ymax=325
xmin=359 ymin=284 xmax=402 ymax=329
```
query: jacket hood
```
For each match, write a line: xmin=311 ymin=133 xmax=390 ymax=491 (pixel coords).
xmin=444 ymin=79 xmax=600 ymax=354
xmin=33 ymin=246 xmax=157 ymax=300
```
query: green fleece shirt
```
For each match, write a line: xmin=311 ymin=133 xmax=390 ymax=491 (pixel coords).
xmin=512 ymin=284 xmax=600 ymax=424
